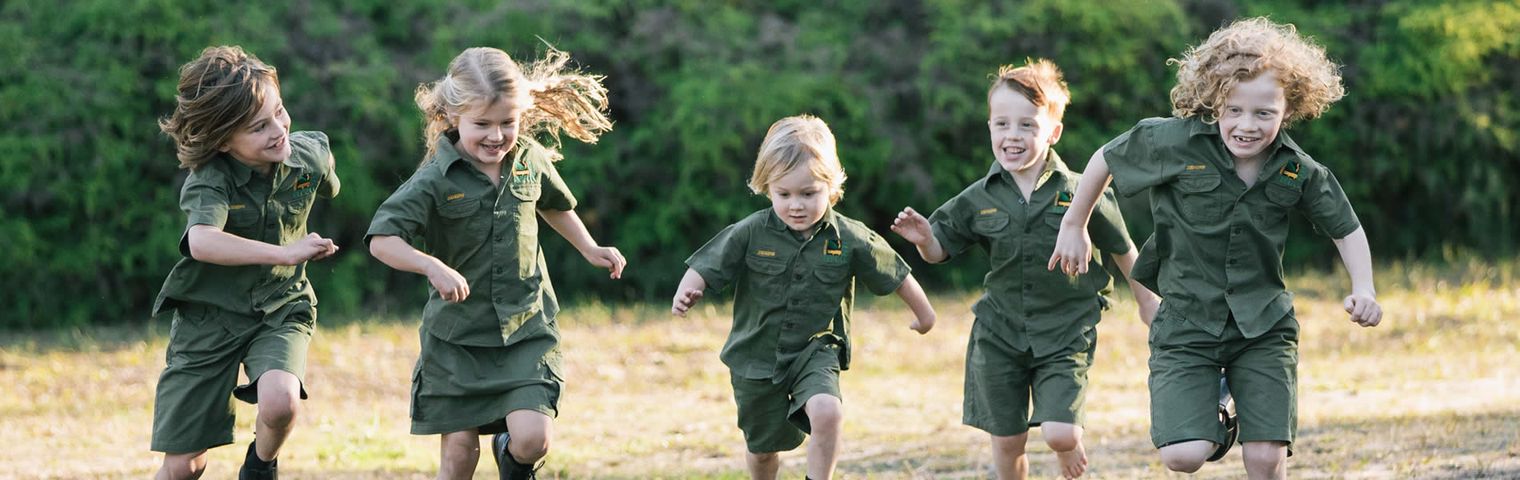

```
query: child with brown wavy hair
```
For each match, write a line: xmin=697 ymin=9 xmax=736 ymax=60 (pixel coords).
xmin=1049 ymin=17 xmax=1382 ymax=479
xmin=151 ymin=45 xmax=340 ymax=480
xmin=366 ymin=46 xmax=625 ymax=479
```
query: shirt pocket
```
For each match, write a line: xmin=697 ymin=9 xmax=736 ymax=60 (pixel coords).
xmin=226 ymin=207 xmax=260 ymax=229
xmin=509 ymin=179 xmax=542 ymax=202
xmin=972 ymin=211 xmax=1010 ymax=235
xmin=1174 ymin=173 xmax=1224 ymax=224
xmin=1257 ymin=183 xmax=1302 ymax=227
xmin=435 ymin=196 xmax=484 ymax=234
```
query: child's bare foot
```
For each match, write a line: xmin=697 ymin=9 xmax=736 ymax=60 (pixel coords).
xmin=1057 ymin=442 xmax=1088 ymax=478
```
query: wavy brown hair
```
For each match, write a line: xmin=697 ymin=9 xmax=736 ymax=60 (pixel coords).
xmin=159 ymin=46 xmax=280 ymax=170
xmin=988 ymin=58 xmax=1071 ymax=122
xmin=415 ymin=46 xmax=613 ymax=165
xmin=1168 ymin=17 xmax=1345 ymax=126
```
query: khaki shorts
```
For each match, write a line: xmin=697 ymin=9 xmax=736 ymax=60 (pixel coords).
xmin=410 ymin=316 xmax=562 ymax=436
xmin=962 ymin=319 xmax=1096 ymax=436
xmin=1149 ymin=311 xmax=1298 ymax=449
xmin=151 ymin=302 xmax=314 ymax=453
xmin=730 ymin=343 xmax=843 ymax=453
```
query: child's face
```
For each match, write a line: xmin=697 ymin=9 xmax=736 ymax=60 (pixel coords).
xmin=988 ymin=85 xmax=1062 ymax=174
xmin=1218 ymin=71 xmax=1287 ymax=163
xmin=453 ymin=96 xmax=527 ymax=165
xmin=767 ymin=161 xmax=834 ymax=231
xmin=221 ymin=83 xmax=291 ymax=169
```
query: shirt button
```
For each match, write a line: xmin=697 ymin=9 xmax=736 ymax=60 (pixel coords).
xmin=495 ymin=235 xmax=504 ymax=242
xmin=1226 ymin=287 xmax=1235 ymax=294
xmin=1024 ymin=283 xmax=1032 ymax=290
xmin=1228 ymin=259 xmax=1237 ymax=266
xmin=1232 ymin=227 xmax=1242 ymax=235
xmin=1024 ymin=225 xmax=1032 ymax=233
xmin=793 ymin=272 xmax=804 ymax=280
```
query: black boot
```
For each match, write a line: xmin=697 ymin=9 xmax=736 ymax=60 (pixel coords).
xmin=239 ymin=440 xmax=278 ymax=480
xmin=493 ymin=432 xmax=539 ymax=480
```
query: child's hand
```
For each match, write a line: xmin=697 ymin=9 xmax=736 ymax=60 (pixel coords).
xmin=890 ymin=207 xmax=934 ymax=246
xmin=425 ymin=262 xmax=471 ymax=303
xmin=582 ymin=245 xmax=627 ymax=279
xmin=1344 ymin=292 xmax=1382 ymax=327
xmin=1047 ymin=219 xmax=1092 ymax=276
xmin=909 ymin=311 xmax=936 ymax=335
xmin=671 ymin=288 xmax=704 ymax=317
xmin=283 ymin=233 xmax=339 ymax=265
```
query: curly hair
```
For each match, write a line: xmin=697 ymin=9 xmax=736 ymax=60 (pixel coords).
xmin=159 ymin=46 xmax=280 ymax=170
xmin=415 ymin=46 xmax=613 ymax=165
xmin=749 ymin=115 xmax=847 ymax=205
xmin=1168 ymin=17 xmax=1345 ymax=126
xmin=988 ymin=58 xmax=1071 ymax=122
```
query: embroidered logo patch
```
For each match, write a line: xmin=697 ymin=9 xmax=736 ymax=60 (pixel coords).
xmin=755 ymin=249 xmax=776 ymax=257
xmin=446 ymin=192 xmax=466 ymax=201
xmin=978 ymin=207 xmax=999 ymax=215
xmin=294 ymin=172 xmax=313 ymax=191
xmin=1055 ymin=191 xmax=1073 ymax=207
xmin=1186 ymin=164 xmax=1208 ymax=171
xmin=824 ymin=238 xmax=845 ymax=257
xmin=228 ymin=203 xmax=246 ymax=210
xmin=1279 ymin=161 xmax=1301 ymax=180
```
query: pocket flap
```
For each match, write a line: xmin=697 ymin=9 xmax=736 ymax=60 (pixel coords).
xmin=1176 ymin=173 xmax=1221 ymax=193
xmin=436 ymin=197 xmax=480 ymax=219
xmin=972 ymin=212 xmax=1010 ymax=233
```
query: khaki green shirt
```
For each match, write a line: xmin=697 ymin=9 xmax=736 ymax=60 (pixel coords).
xmin=686 ymin=209 xmax=911 ymax=380
xmin=1103 ymin=116 xmax=1360 ymax=338
xmin=366 ymin=135 xmax=575 ymax=347
xmin=153 ymin=131 xmax=341 ymax=319
xmin=929 ymin=151 xmax=1132 ymax=356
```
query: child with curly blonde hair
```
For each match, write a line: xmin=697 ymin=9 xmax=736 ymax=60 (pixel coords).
xmin=367 ymin=46 xmax=625 ymax=480
xmin=1048 ymin=17 xmax=1382 ymax=479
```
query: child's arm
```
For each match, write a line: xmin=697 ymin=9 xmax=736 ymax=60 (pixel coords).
xmin=187 ymin=225 xmax=336 ymax=266
xmin=1049 ymin=151 xmax=1113 ymax=276
xmin=1332 ymin=227 xmax=1382 ymax=327
xmin=890 ymin=207 xmax=948 ymax=263
xmin=1109 ymin=248 xmax=1160 ymax=326
xmin=895 ymin=274 xmax=936 ymax=334
xmin=671 ymin=268 xmax=707 ymax=316
xmin=539 ymin=209 xmax=627 ymax=279
xmin=368 ymin=235 xmax=470 ymax=303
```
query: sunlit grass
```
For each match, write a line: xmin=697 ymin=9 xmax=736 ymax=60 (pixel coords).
xmin=3 ymin=259 xmax=1518 ymax=478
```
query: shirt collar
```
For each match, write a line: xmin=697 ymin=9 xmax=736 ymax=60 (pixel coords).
xmin=430 ymin=131 xmax=470 ymax=174
xmin=984 ymin=149 xmax=1068 ymax=191
xmin=764 ymin=207 xmax=838 ymax=234
xmin=219 ymin=153 xmax=286 ymax=187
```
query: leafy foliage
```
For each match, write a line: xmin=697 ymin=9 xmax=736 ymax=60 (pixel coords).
xmin=3 ymin=0 xmax=1516 ymax=328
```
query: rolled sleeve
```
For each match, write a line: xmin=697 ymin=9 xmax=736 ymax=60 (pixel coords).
xmin=686 ymin=221 xmax=748 ymax=293
xmin=853 ymin=230 xmax=911 ymax=296
xmin=1301 ymin=165 xmax=1361 ymax=239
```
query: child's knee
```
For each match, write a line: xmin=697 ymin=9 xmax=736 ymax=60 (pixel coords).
xmin=805 ymin=395 xmax=843 ymax=431
xmin=1241 ymin=442 xmax=1287 ymax=471
xmin=258 ymin=396 xmax=300 ymax=427
xmin=1040 ymin=423 xmax=1082 ymax=452
xmin=990 ymin=434 xmax=1029 ymax=457
xmin=1158 ymin=444 xmax=1208 ymax=473
xmin=748 ymin=451 xmax=780 ymax=464
xmin=509 ymin=430 xmax=551 ymax=463
xmin=160 ymin=451 xmax=208 ymax=480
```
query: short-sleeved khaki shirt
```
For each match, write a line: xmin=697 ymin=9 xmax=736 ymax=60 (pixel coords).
xmin=686 ymin=209 xmax=911 ymax=380
xmin=153 ymin=131 xmax=341 ymax=319
xmin=366 ymin=135 xmax=576 ymax=347
xmin=1103 ymin=116 xmax=1360 ymax=338
xmin=929 ymin=151 xmax=1132 ymax=356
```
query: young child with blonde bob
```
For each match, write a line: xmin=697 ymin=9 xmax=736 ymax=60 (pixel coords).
xmin=892 ymin=59 xmax=1157 ymax=479
xmin=151 ymin=45 xmax=340 ymax=480
xmin=672 ymin=115 xmax=937 ymax=480
xmin=1049 ymin=18 xmax=1383 ymax=480
xmin=366 ymin=46 xmax=625 ymax=480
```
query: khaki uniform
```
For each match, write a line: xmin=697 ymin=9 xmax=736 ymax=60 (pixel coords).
xmin=1103 ymin=116 xmax=1360 ymax=448
xmin=928 ymin=151 xmax=1131 ymax=436
xmin=151 ymin=131 xmax=339 ymax=453
xmin=686 ymin=209 xmax=909 ymax=452
xmin=366 ymin=134 xmax=573 ymax=435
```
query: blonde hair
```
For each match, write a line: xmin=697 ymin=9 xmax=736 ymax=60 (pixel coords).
xmin=159 ymin=46 xmax=280 ymax=170
xmin=415 ymin=46 xmax=613 ymax=165
xmin=989 ymin=58 xmax=1071 ymax=122
xmin=1169 ymin=17 xmax=1345 ymax=126
xmin=749 ymin=115 xmax=847 ymax=205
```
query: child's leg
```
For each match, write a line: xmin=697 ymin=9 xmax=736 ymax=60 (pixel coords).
xmin=989 ymin=433 xmax=1029 ymax=480
xmin=155 ymin=451 xmax=209 ymax=480
xmin=1041 ymin=422 xmax=1087 ymax=479
xmin=745 ymin=451 xmax=781 ymax=480
xmin=1148 ymin=315 xmax=1231 ymax=473
xmin=503 ymin=409 xmax=553 ymax=464
xmin=252 ymin=370 xmax=302 ymax=461
xmin=803 ymin=393 xmax=843 ymax=480
xmin=438 ymin=429 xmax=480 ymax=480
xmin=1157 ymin=440 xmax=1214 ymax=473
xmin=1241 ymin=441 xmax=1288 ymax=480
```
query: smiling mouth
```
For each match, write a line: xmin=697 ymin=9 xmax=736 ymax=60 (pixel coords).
xmin=1232 ymin=135 xmax=1260 ymax=144
xmin=1003 ymin=145 xmax=1027 ymax=156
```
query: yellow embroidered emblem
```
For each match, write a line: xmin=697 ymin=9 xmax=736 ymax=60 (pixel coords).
xmin=1185 ymin=164 xmax=1207 ymax=171
xmin=229 ymin=204 xmax=245 ymax=210
xmin=978 ymin=207 xmax=998 ymax=215
xmin=755 ymin=249 xmax=776 ymax=257
xmin=446 ymin=193 xmax=466 ymax=201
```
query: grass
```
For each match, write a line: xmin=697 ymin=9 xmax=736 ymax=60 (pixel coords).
xmin=3 ymin=259 xmax=1519 ymax=479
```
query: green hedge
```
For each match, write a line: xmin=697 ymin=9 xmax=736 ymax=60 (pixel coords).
xmin=3 ymin=0 xmax=1516 ymax=328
